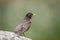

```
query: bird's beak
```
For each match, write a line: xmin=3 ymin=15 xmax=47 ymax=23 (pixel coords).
xmin=33 ymin=14 xmax=36 ymax=16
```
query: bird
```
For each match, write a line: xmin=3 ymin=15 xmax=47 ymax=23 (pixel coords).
xmin=14 ymin=12 xmax=36 ymax=36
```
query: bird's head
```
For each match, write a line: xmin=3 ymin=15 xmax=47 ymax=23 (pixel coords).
xmin=25 ymin=12 xmax=36 ymax=19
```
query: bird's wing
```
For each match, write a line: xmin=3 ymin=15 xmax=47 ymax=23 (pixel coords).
xmin=14 ymin=20 xmax=31 ymax=32
xmin=14 ymin=23 xmax=23 ymax=32
xmin=21 ymin=20 xmax=31 ymax=32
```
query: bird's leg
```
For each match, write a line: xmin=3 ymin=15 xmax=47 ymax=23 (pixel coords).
xmin=17 ymin=31 xmax=25 ymax=37
xmin=22 ymin=32 xmax=26 ymax=37
xmin=18 ymin=31 xmax=22 ymax=36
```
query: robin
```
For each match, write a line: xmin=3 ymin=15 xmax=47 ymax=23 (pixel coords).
xmin=14 ymin=12 xmax=36 ymax=36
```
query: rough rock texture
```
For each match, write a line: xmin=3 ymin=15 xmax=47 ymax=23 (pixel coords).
xmin=0 ymin=31 xmax=31 ymax=40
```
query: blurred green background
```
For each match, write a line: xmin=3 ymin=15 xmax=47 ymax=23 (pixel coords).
xmin=0 ymin=0 xmax=60 ymax=40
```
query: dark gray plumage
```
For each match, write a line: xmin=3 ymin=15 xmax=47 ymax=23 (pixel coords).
xmin=14 ymin=13 xmax=35 ymax=36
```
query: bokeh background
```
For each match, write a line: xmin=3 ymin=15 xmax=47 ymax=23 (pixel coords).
xmin=0 ymin=0 xmax=60 ymax=40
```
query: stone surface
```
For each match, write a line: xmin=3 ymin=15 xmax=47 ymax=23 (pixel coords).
xmin=0 ymin=31 xmax=31 ymax=40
